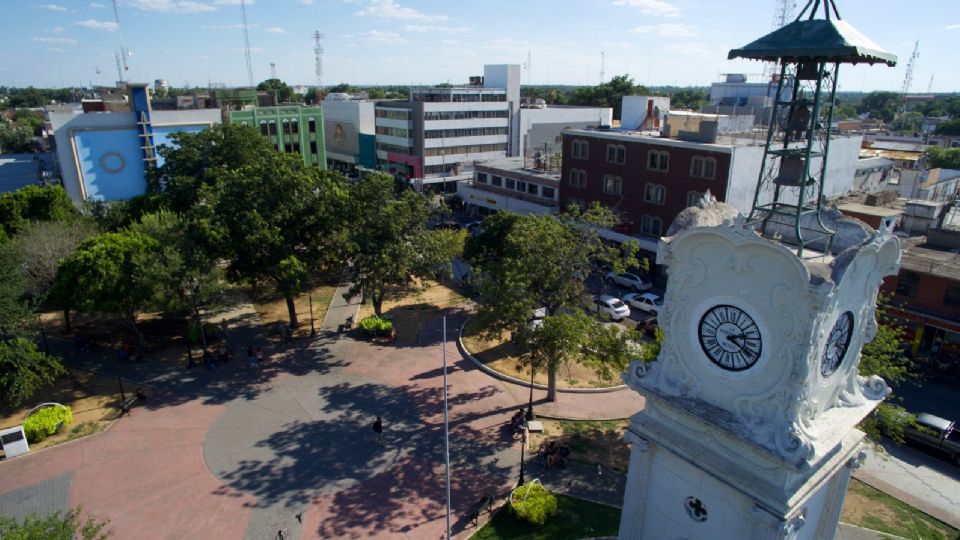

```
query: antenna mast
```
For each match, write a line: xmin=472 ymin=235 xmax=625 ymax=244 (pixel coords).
xmin=926 ymin=74 xmax=934 ymax=94
xmin=600 ymin=51 xmax=605 ymax=84
xmin=763 ymin=0 xmax=795 ymax=80
xmin=240 ymin=0 xmax=255 ymax=87
xmin=111 ymin=0 xmax=130 ymax=81
xmin=270 ymin=62 xmax=277 ymax=80
xmin=314 ymin=31 xmax=325 ymax=98
xmin=899 ymin=40 xmax=919 ymax=113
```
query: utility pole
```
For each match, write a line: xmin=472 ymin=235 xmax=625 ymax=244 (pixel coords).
xmin=599 ymin=51 xmax=605 ymax=84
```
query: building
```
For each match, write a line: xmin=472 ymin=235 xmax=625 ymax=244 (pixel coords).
xmin=228 ymin=105 xmax=326 ymax=168
xmin=514 ymin=103 xmax=612 ymax=161
xmin=559 ymin=125 xmax=864 ymax=250
xmin=701 ymin=73 xmax=781 ymax=126
xmin=321 ymin=95 xmax=376 ymax=174
xmin=898 ymin=167 xmax=960 ymax=202
xmin=50 ymin=83 xmax=221 ymax=203
xmin=882 ymin=204 xmax=960 ymax=370
xmin=852 ymin=156 xmax=895 ymax=193
xmin=0 ymin=153 xmax=58 ymax=194
xmin=375 ymin=65 xmax=518 ymax=185
xmin=456 ymin=157 xmax=560 ymax=216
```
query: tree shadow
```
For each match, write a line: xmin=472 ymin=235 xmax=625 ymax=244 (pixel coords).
xmin=877 ymin=438 xmax=960 ymax=482
xmin=208 ymin=380 xmax=517 ymax=537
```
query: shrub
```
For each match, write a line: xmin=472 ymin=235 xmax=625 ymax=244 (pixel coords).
xmin=24 ymin=405 xmax=73 ymax=443
xmin=510 ymin=482 xmax=558 ymax=526
xmin=358 ymin=316 xmax=393 ymax=337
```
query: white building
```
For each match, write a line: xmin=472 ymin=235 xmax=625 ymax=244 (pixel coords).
xmin=321 ymin=97 xmax=376 ymax=173
xmin=514 ymin=104 xmax=612 ymax=159
xmin=456 ymin=156 xmax=560 ymax=216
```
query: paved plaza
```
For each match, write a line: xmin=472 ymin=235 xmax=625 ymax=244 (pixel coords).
xmin=0 ymin=287 xmax=641 ymax=539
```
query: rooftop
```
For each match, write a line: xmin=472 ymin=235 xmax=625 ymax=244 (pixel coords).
xmin=900 ymin=236 xmax=960 ymax=280
xmin=475 ymin=157 xmax=560 ymax=181
xmin=837 ymin=202 xmax=902 ymax=218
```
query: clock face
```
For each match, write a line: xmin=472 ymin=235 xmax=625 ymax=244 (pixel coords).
xmin=698 ymin=305 xmax=763 ymax=371
xmin=821 ymin=311 xmax=854 ymax=377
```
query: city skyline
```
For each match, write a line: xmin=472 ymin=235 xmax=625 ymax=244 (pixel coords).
xmin=2 ymin=0 xmax=957 ymax=92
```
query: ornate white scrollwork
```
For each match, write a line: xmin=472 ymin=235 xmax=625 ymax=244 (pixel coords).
xmin=860 ymin=375 xmax=891 ymax=401
xmin=774 ymin=424 xmax=815 ymax=467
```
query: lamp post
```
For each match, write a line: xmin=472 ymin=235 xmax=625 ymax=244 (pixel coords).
xmin=110 ymin=332 xmax=126 ymax=402
xmin=309 ymin=292 xmax=317 ymax=337
xmin=36 ymin=314 xmax=49 ymax=354
xmin=526 ymin=368 xmax=536 ymax=421
xmin=518 ymin=426 xmax=527 ymax=486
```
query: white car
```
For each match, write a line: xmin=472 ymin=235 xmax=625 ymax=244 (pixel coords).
xmin=623 ymin=292 xmax=663 ymax=314
xmin=605 ymin=272 xmax=652 ymax=292
xmin=592 ymin=295 xmax=631 ymax=320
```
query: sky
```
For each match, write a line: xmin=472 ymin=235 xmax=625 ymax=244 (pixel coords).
xmin=2 ymin=0 xmax=957 ymax=92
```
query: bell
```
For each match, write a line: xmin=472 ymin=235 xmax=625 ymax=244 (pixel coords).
xmin=774 ymin=156 xmax=806 ymax=186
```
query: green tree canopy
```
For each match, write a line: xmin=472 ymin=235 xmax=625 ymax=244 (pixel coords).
xmin=935 ymin=118 xmax=960 ymax=136
xmin=569 ymin=75 xmax=652 ymax=120
xmin=858 ymin=91 xmax=900 ymax=123
xmin=0 ymin=186 xmax=78 ymax=239
xmin=256 ymin=78 xmax=296 ymax=103
xmin=669 ymin=88 xmax=709 ymax=110
xmin=0 ymin=121 xmax=37 ymax=154
xmin=858 ymin=297 xmax=915 ymax=444
xmin=344 ymin=173 xmax=465 ymax=317
xmin=923 ymin=146 xmax=960 ymax=170
xmin=0 ymin=508 xmax=110 ymax=540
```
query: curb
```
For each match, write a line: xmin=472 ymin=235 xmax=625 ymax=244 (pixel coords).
xmin=457 ymin=320 xmax=627 ymax=395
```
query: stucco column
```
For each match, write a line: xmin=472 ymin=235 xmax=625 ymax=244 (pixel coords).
xmin=618 ymin=430 xmax=652 ymax=540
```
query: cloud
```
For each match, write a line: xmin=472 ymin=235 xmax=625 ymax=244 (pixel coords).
xmin=612 ymin=0 xmax=679 ymax=17
xmin=356 ymin=0 xmax=447 ymax=22
xmin=213 ymin=0 xmax=253 ymax=4
xmin=630 ymin=22 xmax=695 ymax=37
xmin=39 ymin=3 xmax=67 ymax=11
xmin=403 ymin=24 xmax=471 ymax=34
xmin=76 ymin=19 xmax=119 ymax=31
xmin=947 ymin=24 xmax=960 ymax=30
xmin=52 ymin=26 xmax=66 ymax=33
xmin=30 ymin=36 xmax=79 ymax=45
xmin=353 ymin=30 xmax=404 ymax=44
xmin=661 ymin=42 xmax=713 ymax=57
xmin=90 ymin=2 xmax=107 ymax=7
xmin=201 ymin=23 xmax=252 ymax=29
xmin=265 ymin=26 xmax=287 ymax=34
xmin=46 ymin=47 xmax=66 ymax=52
xmin=298 ymin=0 xmax=315 ymax=3
xmin=123 ymin=0 xmax=217 ymax=14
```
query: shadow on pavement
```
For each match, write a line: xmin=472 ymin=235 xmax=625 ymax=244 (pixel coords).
xmin=876 ymin=438 xmax=960 ymax=482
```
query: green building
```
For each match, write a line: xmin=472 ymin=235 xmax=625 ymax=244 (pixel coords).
xmin=228 ymin=105 xmax=326 ymax=168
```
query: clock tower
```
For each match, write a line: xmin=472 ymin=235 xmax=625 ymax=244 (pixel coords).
xmin=617 ymin=2 xmax=899 ymax=539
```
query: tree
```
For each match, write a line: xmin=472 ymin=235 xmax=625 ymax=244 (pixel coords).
xmin=149 ymin=124 xmax=278 ymax=214
xmin=211 ymin=157 xmax=349 ymax=327
xmin=256 ymin=78 xmax=296 ymax=103
xmin=465 ymin=204 xmax=639 ymax=400
xmin=935 ymin=118 xmax=960 ymax=136
xmin=12 ymin=220 xmax=98 ymax=303
xmin=0 ymin=185 xmax=78 ymax=239
xmin=344 ymin=173 xmax=465 ymax=317
xmin=0 ymin=121 xmax=36 ymax=154
xmin=0 ymin=508 xmax=110 ymax=540
xmin=858 ymin=298 xmax=915 ymax=444
xmin=53 ymin=232 xmax=161 ymax=347
xmin=923 ymin=146 xmax=960 ymax=170
xmin=669 ymin=88 xmax=709 ymax=110
xmin=858 ymin=91 xmax=900 ymax=123
xmin=569 ymin=75 xmax=652 ymax=120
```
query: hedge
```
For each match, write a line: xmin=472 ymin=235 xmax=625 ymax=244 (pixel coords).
xmin=24 ymin=405 xmax=73 ymax=443
xmin=358 ymin=316 xmax=393 ymax=337
xmin=510 ymin=482 xmax=558 ymax=526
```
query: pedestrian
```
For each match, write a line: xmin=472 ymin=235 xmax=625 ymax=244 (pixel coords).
xmin=218 ymin=343 xmax=230 ymax=365
xmin=256 ymin=347 xmax=265 ymax=373
xmin=247 ymin=345 xmax=257 ymax=371
xmin=372 ymin=415 xmax=383 ymax=444
xmin=203 ymin=349 xmax=215 ymax=370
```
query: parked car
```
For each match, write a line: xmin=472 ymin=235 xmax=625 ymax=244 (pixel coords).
xmin=636 ymin=314 xmax=659 ymax=338
xmin=605 ymin=272 xmax=652 ymax=292
xmin=466 ymin=221 xmax=483 ymax=234
xmin=904 ymin=413 xmax=960 ymax=465
xmin=623 ymin=292 xmax=663 ymax=314
xmin=592 ymin=295 xmax=631 ymax=320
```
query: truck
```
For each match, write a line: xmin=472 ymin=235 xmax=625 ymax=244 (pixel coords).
xmin=904 ymin=413 xmax=960 ymax=466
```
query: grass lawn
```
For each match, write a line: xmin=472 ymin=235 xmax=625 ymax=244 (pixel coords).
xmin=473 ymin=494 xmax=621 ymax=540
xmin=528 ymin=419 xmax=631 ymax=473
xmin=840 ymin=478 xmax=959 ymax=540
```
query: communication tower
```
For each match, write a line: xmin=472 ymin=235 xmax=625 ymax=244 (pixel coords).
xmin=314 ymin=31 xmax=325 ymax=97
xmin=240 ymin=0 xmax=255 ymax=87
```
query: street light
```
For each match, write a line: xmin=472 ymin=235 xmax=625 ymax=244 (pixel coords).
xmin=109 ymin=332 xmax=126 ymax=402
xmin=526 ymin=368 xmax=536 ymax=421
xmin=309 ymin=292 xmax=317 ymax=337
xmin=518 ymin=426 xmax=527 ymax=486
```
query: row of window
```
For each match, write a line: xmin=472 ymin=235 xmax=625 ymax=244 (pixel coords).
xmin=425 ymin=127 xmax=508 ymax=139
xmin=570 ymin=168 xmax=703 ymax=206
xmin=896 ymin=272 xmax=960 ymax=308
xmin=476 ymin=172 xmax=557 ymax=200
xmin=376 ymin=142 xmax=412 ymax=154
xmin=256 ymin=118 xmax=318 ymax=137
xmin=376 ymin=126 xmax=411 ymax=138
xmin=423 ymin=110 xmax=509 ymax=121
xmin=569 ymin=139 xmax=717 ymax=179
xmin=423 ymin=143 xmax=506 ymax=157
xmin=375 ymin=108 xmax=411 ymax=120
xmin=413 ymin=93 xmax=506 ymax=103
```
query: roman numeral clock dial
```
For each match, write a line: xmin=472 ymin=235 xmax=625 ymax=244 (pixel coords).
xmin=821 ymin=311 xmax=854 ymax=377
xmin=698 ymin=305 xmax=762 ymax=371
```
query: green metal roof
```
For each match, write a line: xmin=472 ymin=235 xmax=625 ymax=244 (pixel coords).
xmin=728 ymin=18 xmax=897 ymax=66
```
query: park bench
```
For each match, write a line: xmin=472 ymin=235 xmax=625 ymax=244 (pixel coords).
xmin=467 ymin=493 xmax=494 ymax=526
xmin=118 ymin=395 xmax=138 ymax=417
xmin=339 ymin=315 xmax=354 ymax=334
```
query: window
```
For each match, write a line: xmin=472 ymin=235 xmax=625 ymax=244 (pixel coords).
xmin=477 ymin=173 xmax=488 ymax=184
xmin=491 ymin=175 xmax=503 ymax=187
xmin=691 ymin=156 xmax=717 ymax=179
xmin=527 ymin=182 xmax=539 ymax=195
xmin=644 ymin=183 xmax=666 ymax=205
xmin=945 ymin=285 xmax=960 ymax=308
xmin=541 ymin=186 xmax=556 ymax=200
xmin=505 ymin=178 xmax=516 ymax=190
xmin=647 ymin=150 xmax=669 ymax=172
xmin=640 ymin=215 xmax=663 ymax=237
xmin=687 ymin=191 xmax=702 ymax=207
xmin=517 ymin=181 xmax=527 ymax=193
xmin=896 ymin=271 xmax=920 ymax=298
xmin=308 ymin=118 xmax=317 ymax=134
xmin=569 ymin=169 xmax=587 ymax=189
xmin=602 ymin=175 xmax=622 ymax=195
xmin=310 ymin=140 xmax=318 ymax=156
xmin=606 ymin=144 xmax=626 ymax=165
xmin=260 ymin=121 xmax=269 ymax=136
xmin=571 ymin=139 xmax=589 ymax=160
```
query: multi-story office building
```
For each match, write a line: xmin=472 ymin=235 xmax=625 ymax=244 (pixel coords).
xmin=375 ymin=64 xmax=518 ymax=185
xmin=228 ymin=105 xmax=326 ymax=168
xmin=457 ymin=157 xmax=560 ymax=216
xmin=321 ymin=95 xmax=377 ymax=174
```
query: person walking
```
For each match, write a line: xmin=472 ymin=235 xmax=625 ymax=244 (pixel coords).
xmin=372 ymin=416 xmax=383 ymax=444
xmin=255 ymin=346 xmax=264 ymax=374
xmin=246 ymin=345 xmax=257 ymax=372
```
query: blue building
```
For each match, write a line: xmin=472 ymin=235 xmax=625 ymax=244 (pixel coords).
xmin=50 ymin=83 xmax=221 ymax=203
